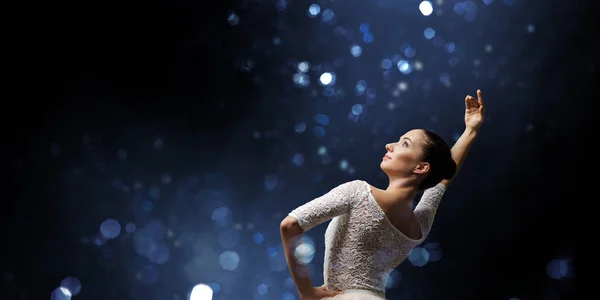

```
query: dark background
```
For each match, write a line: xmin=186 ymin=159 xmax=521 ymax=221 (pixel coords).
xmin=6 ymin=0 xmax=593 ymax=299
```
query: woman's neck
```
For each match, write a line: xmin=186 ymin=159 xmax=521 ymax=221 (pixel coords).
xmin=385 ymin=177 xmax=419 ymax=206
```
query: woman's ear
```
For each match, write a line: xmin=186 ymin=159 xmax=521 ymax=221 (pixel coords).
xmin=414 ymin=162 xmax=430 ymax=175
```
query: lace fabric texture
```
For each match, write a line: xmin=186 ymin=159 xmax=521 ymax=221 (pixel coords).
xmin=321 ymin=290 xmax=386 ymax=300
xmin=288 ymin=180 xmax=446 ymax=295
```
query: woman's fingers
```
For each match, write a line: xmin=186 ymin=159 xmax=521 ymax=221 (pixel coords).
xmin=465 ymin=95 xmax=478 ymax=109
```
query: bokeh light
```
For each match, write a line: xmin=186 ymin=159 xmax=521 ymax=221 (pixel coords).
xmin=189 ymin=284 xmax=213 ymax=300
xmin=50 ymin=287 xmax=72 ymax=300
xmin=99 ymin=218 xmax=121 ymax=239
xmin=419 ymin=1 xmax=434 ymax=16
xmin=60 ymin=277 xmax=82 ymax=296
xmin=408 ymin=246 xmax=430 ymax=267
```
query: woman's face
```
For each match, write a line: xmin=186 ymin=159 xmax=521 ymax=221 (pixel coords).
xmin=380 ymin=129 xmax=430 ymax=177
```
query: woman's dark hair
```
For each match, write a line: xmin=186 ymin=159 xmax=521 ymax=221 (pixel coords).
xmin=418 ymin=129 xmax=457 ymax=190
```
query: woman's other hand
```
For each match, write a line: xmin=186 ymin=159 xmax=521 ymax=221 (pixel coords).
xmin=299 ymin=284 xmax=343 ymax=300
xmin=465 ymin=89 xmax=485 ymax=131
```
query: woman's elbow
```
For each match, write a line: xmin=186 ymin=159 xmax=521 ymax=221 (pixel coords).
xmin=280 ymin=216 xmax=303 ymax=235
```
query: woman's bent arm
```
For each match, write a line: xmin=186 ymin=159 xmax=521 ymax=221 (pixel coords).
xmin=280 ymin=217 xmax=313 ymax=296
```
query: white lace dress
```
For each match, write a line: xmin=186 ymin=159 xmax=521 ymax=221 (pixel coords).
xmin=288 ymin=180 xmax=446 ymax=299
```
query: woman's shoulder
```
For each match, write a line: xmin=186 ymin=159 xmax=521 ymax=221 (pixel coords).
xmin=331 ymin=180 xmax=370 ymax=197
xmin=338 ymin=179 xmax=368 ymax=189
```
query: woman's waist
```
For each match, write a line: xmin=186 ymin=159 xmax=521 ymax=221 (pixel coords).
xmin=340 ymin=288 xmax=386 ymax=299
xmin=324 ymin=267 xmax=390 ymax=293
xmin=325 ymin=280 xmax=386 ymax=299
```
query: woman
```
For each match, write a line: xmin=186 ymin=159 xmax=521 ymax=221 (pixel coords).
xmin=280 ymin=90 xmax=486 ymax=300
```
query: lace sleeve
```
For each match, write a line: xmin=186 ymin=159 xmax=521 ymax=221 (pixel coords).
xmin=414 ymin=183 xmax=447 ymax=237
xmin=288 ymin=180 xmax=363 ymax=231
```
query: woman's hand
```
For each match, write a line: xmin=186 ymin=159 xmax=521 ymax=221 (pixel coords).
xmin=299 ymin=284 xmax=343 ymax=300
xmin=464 ymin=89 xmax=485 ymax=131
